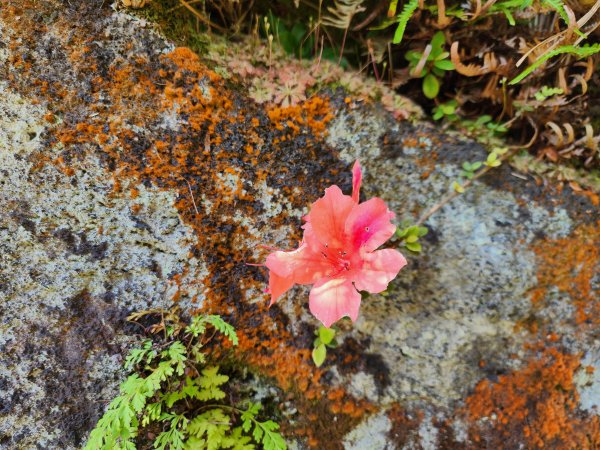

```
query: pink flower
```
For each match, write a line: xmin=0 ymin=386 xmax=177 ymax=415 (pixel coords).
xmin=265 ymin=161 xmax=407 ymax=327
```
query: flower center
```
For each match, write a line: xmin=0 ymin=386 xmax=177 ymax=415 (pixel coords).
xmin=321 ymin=246 xmax=352 ymax=277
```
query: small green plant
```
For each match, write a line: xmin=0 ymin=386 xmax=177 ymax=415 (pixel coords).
xmin=533 ymin=86 xmax=564 ymax=102
xmin=390 ymin=0 xmax=419 ymax=45
xmin=486 ymin=0 xmax=533 ymax=25
xmin=396 ymin=222 xmax=429 ymax=253
xmin=510 ymin=43 xmax=600 ymax=85
xmin=405 ymin=31 xmax=455 ymax=99
xmin=84 ymin=311 xmax=286 ymax=450
xmin=311 ymin=325 xmax=338 ymax=367
xmin=451 ymin=146 xmax=509 ymax=192
xmin=432 ymin=99 xmax=459 ymax=121
xmin=460 ymin=161 xmax=483 ymax=180
xmin=461 ymin=115 xmax=508 ymax=136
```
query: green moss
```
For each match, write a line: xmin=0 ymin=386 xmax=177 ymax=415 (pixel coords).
xmin=131 ymin=0 xmax=213 ymax=55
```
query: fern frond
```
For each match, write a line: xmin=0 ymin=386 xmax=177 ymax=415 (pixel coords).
xmin=205 ymin=315 xmax=239 ymax=345
xmin=510 ymin=43 xmax=600 ymax=84
xmin=392 ymin=0 xmax=419 ymax=44
xmin=450 ymin=41 xmax=501 ymax=76
xmin=541 ymin=0 xmax=569 ymax=25
xmin=321 ymin=0 xmax=366 ymax=29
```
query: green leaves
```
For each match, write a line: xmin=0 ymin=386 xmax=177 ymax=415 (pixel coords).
xmin=460 ymin=161 xmax=482 ymax=179
xmin=84 ymin=313 xmax=287 ymax=450
xmin=239 ymin=403 xmax=286 ymax=450
xmin=534 ymin=86 xmax=564 ymax=102
xmin=318 ymin=325 xmax=336 ymax=345
xmin=405 ymin=241 xmax=422 ymax=252
xmin=432 ymin=99 xmax=458 ymax=121
xmin=484 ymin=151 xmax=501 ymax=168
xmin=188 ymin=409 xmax=231 ymax=450
xmin=396 ymin=223 xmax=428 ymax=254
xmin=312 ymin=344 xmax=327 ymax=367
xmin=510 ymin=44 xmax=600 ymax=85
xmin=205 ymin=315 xmax=239 ymax=346
xmin=155 ymin=417 xmax=186 ymax=450
xmin=433 ymin=59 xmax=455 ymax=71
xmin=430 ymin=31 xmax=446 ymax=56
xmin=540 ymin=0 xmax=579 ymax=31
xmin=311 ymin=325 xmax=338 ymax=367
xmin=163 ymin=377 xmax=199 ymax=408
xmin=405 ymin=32 xmax=453 ymax=99
xmin=392 ymin=0 xmax=419 ymax=44
xmin=423 ymin=74 xmax=440 ymax=99
xmin=452 ymin=181 xmax=465 ymax=193
xmin=252 ymin=420 xmax=287 ymax=450
xmin=165 ymin=341 xmax=187 ymax=376
xmin=197 ymin=366 xmax=229 ymax=401
xmin=186 ymin=314 xmax=239 ymax=346
xmin=185 ymin=314 xmax=238 ymax=364
xmin=240 ymin=402 xmax=261 ymax=432
xmin=125 ymin=339 xmax=155 ymax=370
xmin=451 ymin=147 xmax=508 ymax=198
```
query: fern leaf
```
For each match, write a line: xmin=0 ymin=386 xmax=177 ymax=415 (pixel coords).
xmin=392 ymin=0 xmax=419 ymax=44
xmin=321 ymin=0 xmax=366 ymax=29
xmin=255 ymin=420 xmax=286 ymax=450
xmin=223 ymin=427 xmax=255 ymax=450
xmin=124 ymin=340 xmax=153 ymax=370
xmin=166 ymin=341 xmax=187 ymax=375
xmin=206 ymin=315 xmax=239 ymax=345
xmin=240 ymin=402 xmax=261 ymax=433
xmin=197 ymin=366 xmax=229 ymax=401
xmin=188 ymin=409 xmax=230 ymax=449
xmin=185 ymin=315 xmax=207 ymax=337
xmin=541 ymin=0 xmax=569 ymax=25
xmin=155 ymin=426 xmax=186 ymax=450
xmin=510 ymin=44 xmax=600 ymax=84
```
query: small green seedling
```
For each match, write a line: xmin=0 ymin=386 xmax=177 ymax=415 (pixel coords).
xmin=460 ymin=161 xmax=483 ymax=180
xmin=534 ymin=86 xmax=564 ymax=101
xmin=463 ymin=115 xmax=508 ymax=135
xmin=484 ymin=147 xmax=508 ymax=168
xmin=405 ymin=32 xmax=455 ymax=99
xmin=396 ymin=222 xmax=429 ymax=253
xmin=452 ymin=181 xmax=465 ymax=193
xmin=312 ymin=325 xmax=338 ymax=367
xmin=432 ymin=99 xmax=459 ymax=121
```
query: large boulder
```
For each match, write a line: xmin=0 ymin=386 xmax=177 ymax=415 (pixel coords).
xmin=1 ymin=1 xmax=598 ymax=448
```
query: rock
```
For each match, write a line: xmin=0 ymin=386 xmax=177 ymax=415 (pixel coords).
xmin=1 ymin=1 xmax=598 ymax=449
xmin=342 ymin=410 xmax=391 ymax=450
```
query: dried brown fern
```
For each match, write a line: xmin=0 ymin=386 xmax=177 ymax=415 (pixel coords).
xmin=450 ymin=41 xmax=500 ymax=76
xmin=321 ymin=0 xmax=366 ymax=29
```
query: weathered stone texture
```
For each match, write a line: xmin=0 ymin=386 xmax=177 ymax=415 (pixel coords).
xmin=1 ymin=1 xmax=598 ymax=449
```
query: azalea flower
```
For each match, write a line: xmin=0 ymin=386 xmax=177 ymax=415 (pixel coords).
xmin=265 ymin=161 xmax=407 ymax=327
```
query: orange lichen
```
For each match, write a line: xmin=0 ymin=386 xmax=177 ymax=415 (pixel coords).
xmin=528 ymin=222 xmax=600 ymax=325
xmin=2 ymin=3 xmax=370 ymax=442
xmin=386 ymin=404 xmax=423 ymax=447
xmin=414 ymin=149 xmax=438 ymax=180
xmin=0 ymin=3 xmax=393 ymax=445
xmin=267 ymin=96 xmax=333 ymax=137
xmin=465 ymin=346 xmax=600 ymax=449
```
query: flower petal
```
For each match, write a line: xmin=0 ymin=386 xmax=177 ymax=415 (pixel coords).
xmin=309 ymin=278 xmax=361 ymax=327
xmin=345 ymin=197 xmax=396 ymax=252
xmin=352 ymin=160 xmax=362 ymax=203
xmin=353 ymin=248 xmax=407 ymax=293
xmin=268 ymin=271 xmax=295 ymax=306
xmin=266 ymin=244 xmax=333 ymax=285
xmin=307 ymin=185 xmax=355 ymax=248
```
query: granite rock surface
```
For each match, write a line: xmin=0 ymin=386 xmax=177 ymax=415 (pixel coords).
xmin=1 ymin=1 xmax=598 ymax=449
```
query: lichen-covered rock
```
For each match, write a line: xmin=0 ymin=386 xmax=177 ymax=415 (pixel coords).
xmin=1 ymin=1 xmax=598 ymax=449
